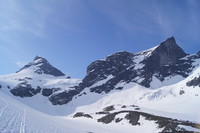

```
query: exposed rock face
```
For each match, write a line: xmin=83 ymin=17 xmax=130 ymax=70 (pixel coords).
xmin=49 ymin=89 xmax=79 ymax=105
xmin=150 ymin=37 xmax=186 ymax=66
xmin=7 ymin=56 xmax=80 ymax=105
xmin=97 ymin=110 xmax=200 ymax=132
xmin=10 ymin=83 xmax=41 ymax=97
xmin=73 ymin=112 xmax=93 ymax=119
xmin=142 ymin=37 xmax=187 ymax=73
xmin=77 ymin=37 xmax=196 ymax=93
xmin=78 ymin=51 xmax=135 ymax=93
xmin=42 ymin=88 xmax=61 ymax=97
xmin=186 ymin=76 xmax=200 ymax=87
xmin=17 ymin=56 xmax=65 ymax=77
xmin=140 ymin=37 xmax=191 ymax=87
xmin=79 ymin=51 xmax=134 ymax=89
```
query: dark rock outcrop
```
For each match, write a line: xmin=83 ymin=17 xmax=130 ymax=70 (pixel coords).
xmin=78 ymin=51 xmax=134 ymax=91
xmin=49 ymin=89 xmax=79 ymax=105
xmin=103 ymin=105 xmax=115 ymax=112
xmin=10 ymin=83 xmax=41 ymax=97
xmin=97 ymin=110 xmax=200 ymax=132
xmin=149 ymin=36 xmax=186 ymax=66
xmin=140 ymin=37 xmax=191 ymax=87
xmin=42 ymin=88 xmax=61 ymax=97
xmin=186 ymin=75 xmax=200 ymax=87
xmin=73 ymin=112 xmax=93 ymax=119
xmin=77 ymin=37 xmax=196 ymax=93
xmin=17 ymin=56 xmax=65 ymax=77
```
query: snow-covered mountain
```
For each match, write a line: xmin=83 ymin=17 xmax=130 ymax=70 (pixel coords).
xmin=17 ymin=56 xmax=66 ymax=77
xmin=0 ymin=37 xmax=200 ymax=132
xmin=70 ymin=37 xmax=200 ymax=107
xmin=0 ymin=56 xmax=81 ymax=115
xmin=78 ymin=37 xmax=192 ymax=93
xmin=68 ymin=36 xmax=200 ymax=132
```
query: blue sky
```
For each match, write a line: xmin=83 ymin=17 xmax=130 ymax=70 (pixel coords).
xmin=0 ymin=0 xmax=199 ymax=78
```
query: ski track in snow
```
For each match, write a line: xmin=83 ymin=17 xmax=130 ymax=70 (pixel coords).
xmin=0 ymin=103 xmax=8 ymax=118
xmin=0 ymin=111 xmax=21 ymax=133
xmin=0 ymin=95 xmax=23 ymax=133
xmin=20 ymin=108 xmax=26 ymax=133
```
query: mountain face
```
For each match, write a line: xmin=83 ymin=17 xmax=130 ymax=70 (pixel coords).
xmin=77 ymin=37 xmax=195 ymax=95
xmin=1 ymin=37 xmax=199 ymax=106
xmin=17 ymin=56 xmax=65 ymax=77
xmin=78 ymin=51 xmax=135 ymax=93
xmin=0 ymin=56 xmax=80 ymax=110
xmin=149 ymin=36 xmax=186 ymax=66
xmin=20 ymin=36 xmax=197 ymax=106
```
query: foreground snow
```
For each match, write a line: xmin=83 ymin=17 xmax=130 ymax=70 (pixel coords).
xmin=0 ymin=91 xmax=168 ymax=133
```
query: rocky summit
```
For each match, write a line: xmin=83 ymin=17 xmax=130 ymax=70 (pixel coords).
xmin=0 ymin=56 xmax=80 ymax=105
xmin=150 ymin=36 xmax=186 ymax=66
xmin=17 ymin=56 xmax=65 ymax=77
xmin=77 ymin=36 xmax=197 ymax=94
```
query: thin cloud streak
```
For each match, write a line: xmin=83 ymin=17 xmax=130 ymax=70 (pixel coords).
xmin=0 ymin=0 xmax=50 ymax=38
xmin=16 ymin=61 xmax=27 ymax=68
xmin=92 ymin=0 xmax=199 ymax=42
xmin=187 ymin=0 xmax=200 ymax=40
xmin=91 ymin=0 xmax=172 ymax=36
xmin=0 ymin=0 xmax=51 ymax=64
xmin=152 ymin=7 xmax=173 ymax=36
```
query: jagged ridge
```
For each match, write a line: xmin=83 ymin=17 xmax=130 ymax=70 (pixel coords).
xmin=77 ymin=36 xmax=194 ymax=95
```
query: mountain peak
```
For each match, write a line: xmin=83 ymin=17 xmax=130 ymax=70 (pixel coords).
xmin=163 ymin=36 xmax=176 ymax=45
xmin=33 ymin=55 xmax=44 ymax=61
xmin=150 ymin=36 xmax=187 ymax=66
xmin=159 ymin=36 xmax=179 ymax=49
xmin=17 ymin=56 xmax=65 ymax=76
xmin=32 ymin=56 xmax=48 ymax=65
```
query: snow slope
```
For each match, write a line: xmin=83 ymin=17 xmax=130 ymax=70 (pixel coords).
xmin=0 ymin=91 xmax=78 ymax=133
xmin=0 ymin=91 xmax=168 ymax=133
xmin=0 ymin=69 xmax=80 ymax=115
xmin=74 ymin=71 xmax=200 ymax=126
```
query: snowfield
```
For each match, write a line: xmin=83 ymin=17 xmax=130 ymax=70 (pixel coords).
xmin=0 ymin=91 xmax=167 ymax=133
xmin=0 ymin=68 xmax=81 ymax=115
xmin=1 ymin=64 xmax=200 ymax=132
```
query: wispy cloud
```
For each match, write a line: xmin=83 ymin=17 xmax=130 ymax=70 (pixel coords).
xmin=0 ymin=0 xmax=51 ymax=38
xmin=93 ymin=1 xmax=152 ymax=33
xmin=186 ymin=0 xmax=200 ymax=40
xmin=15 ymin=61 xmax=27 ymax=68
xmin=92 ymin=0 xmax=199 ymax=42
xmin=90 ymin=0 xmax=173 ymax=37
xmin=152 ymin=0 xmax=200 ymax=41
xmin=151 ymin=4 xmax=173 ymax=36
xmin=0 ymin=0 xmax=52 ymax=63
